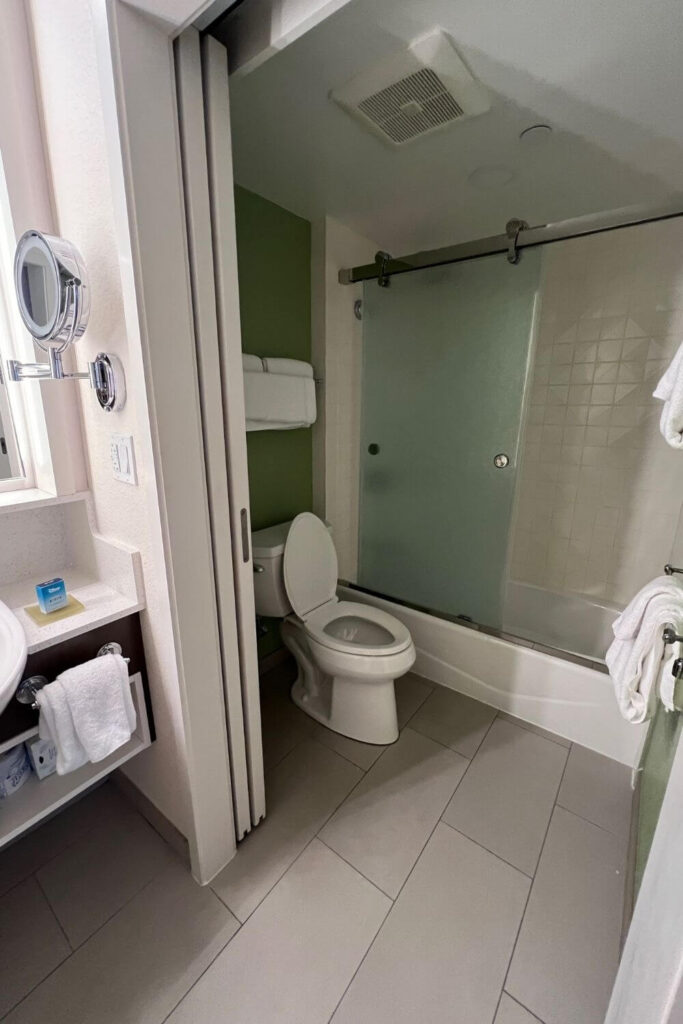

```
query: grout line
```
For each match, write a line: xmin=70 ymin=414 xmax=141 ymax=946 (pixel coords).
xmin=34 ymin=873 xmax=73 ymax=953
xmin=316 ymin=835 xmax=395 ymax=901
xmin=501 ymin=989 xmax=546 ymax=1023
xmin=494 ymin=742 xmax=573 ymax=1020
xmin=494 ymin=710 xmax=571 ymax=750
xmin=554 ymin=799 xmax=629 ymax=842
xmin=438 ymin=820 xmax=533 ymax=880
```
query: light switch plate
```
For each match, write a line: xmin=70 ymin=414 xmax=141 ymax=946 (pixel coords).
xmin=110 ymin=433 xmax=137 ymax=485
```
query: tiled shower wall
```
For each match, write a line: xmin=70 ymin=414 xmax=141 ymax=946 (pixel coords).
xmin=510 ymin=219 xmax=683 ymax=606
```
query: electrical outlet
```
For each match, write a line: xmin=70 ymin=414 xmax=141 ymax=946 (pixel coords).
xmin=110 ymin=434 xmax=137 ymax=485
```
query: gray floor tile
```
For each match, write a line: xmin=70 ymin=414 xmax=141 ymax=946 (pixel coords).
xmin=496 ymin=993 xmax=544 ymax=1023
xmin=507 ymin=806 xmax=626 ymax=1024
xmin=259 ymin=665 xmax=313 ymax=771
xmin=168 ymin=840 xmax=390 ymax=1024
xmin=497 ymin=711 xmax=571 ymax=749
xmin=37 ymin=796 xmax=175 ymax=946
xmin=0 ymin=783 xmax=125 ymax=899
xmin=0 ymin=878 xmax=71 ymax=1018
xmin=332 ymin=823 xmax=530 ymax=1024
xmin=442 ymin=718 xmax=568 ymax=875
xmin=409 ymin=686 xmax=496 ymax=758
xmin=211 ymin=739 xmax=362 ymax=920
xmin=395 ymin=672 xmax=434 ymax=727
xmin=556 ymin=744 xmax=633 ymax=839
xmin=320 ymin=728 xmax=468 ymax=896
xmin=3 ymin=860 xmax=238 ymax=1024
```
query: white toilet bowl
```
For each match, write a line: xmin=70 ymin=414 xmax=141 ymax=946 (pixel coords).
xmin=252 ymin=513 xmax=416 ymax=745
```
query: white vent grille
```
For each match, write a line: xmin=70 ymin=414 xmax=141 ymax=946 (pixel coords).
xmin=358 ymin=68 xmax=464 ymax=144
xmin=331 ymin=30 xmax=490 ymax=147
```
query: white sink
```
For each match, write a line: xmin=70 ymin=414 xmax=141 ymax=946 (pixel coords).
xmin=0 ymin=600 xmax=27 ymax=716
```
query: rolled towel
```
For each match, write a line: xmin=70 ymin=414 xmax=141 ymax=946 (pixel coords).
xmin=612 ymin=575 xmax=683 ymax=640
xmin=654 ymin=341 xmax=683 ymax=448
xmin=242 ymin=353 xmax=264 ymax=373
xmin=606 ymin=592 xmax=683 ymax=723
xmin=37 ymin=653 xmax=136 ymax=774
xmin=261 ymin=357 xmax=313 ymax=378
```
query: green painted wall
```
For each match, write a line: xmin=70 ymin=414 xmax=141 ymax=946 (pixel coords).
xmin=234 ymin=185 xmax=312 ymax=658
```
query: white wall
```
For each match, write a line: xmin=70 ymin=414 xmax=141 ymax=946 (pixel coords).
xmin=29 ymin=0 xmax=193 ymax=836
xmin=312 ymin=216 xmax=377 ymax=580
xmin=509 ymin=220 xmax=683 ymax=605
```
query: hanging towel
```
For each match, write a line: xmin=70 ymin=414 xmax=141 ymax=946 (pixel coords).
xmin=654 ymin=341 xmax=683 ymax=448
xmin=242 ymin=353 xmax=264 ymax=373
xmin=244 ymin=369 xmax=316 ymax=431
xmin=606 ymin=581 xmax=683 ymax=723
xmin=261 ymin=357 xmax=313 ymax=378
xmin=37 ymin=654 xmax=136 ymax=774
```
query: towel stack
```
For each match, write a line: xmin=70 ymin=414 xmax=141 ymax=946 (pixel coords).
xmin=606 ymin=576 xmax=683 ymax=722
xmin=654 ymin=341 xmax=683 ymax=448
xmin=242 ymin=354 xmax=317 ymax=431
xmin=37 ymin=653 xmax=136 ymax=775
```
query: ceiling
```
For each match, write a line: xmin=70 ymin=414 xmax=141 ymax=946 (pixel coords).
xmin=223 ymin=0 xmax=683 ymax=254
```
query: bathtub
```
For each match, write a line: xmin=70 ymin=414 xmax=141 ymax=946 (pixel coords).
xmin=502 ymin=580 xmax=621 ymax=662
xmin=338 ymin=584 xmax=644 ymax=766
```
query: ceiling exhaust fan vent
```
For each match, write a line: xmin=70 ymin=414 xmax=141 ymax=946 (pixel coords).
xmin=332 ymin=30 xmax=490 ymax=146
xmin=358 ymin=68 xmax=464 ymax=144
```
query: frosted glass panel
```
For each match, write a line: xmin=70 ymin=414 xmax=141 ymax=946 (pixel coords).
xmin=358 ymin=251 xmax=540 ymax=628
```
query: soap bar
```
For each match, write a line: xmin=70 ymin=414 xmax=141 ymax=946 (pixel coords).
xmin=35 ymin=577 xmax=68 ymax=614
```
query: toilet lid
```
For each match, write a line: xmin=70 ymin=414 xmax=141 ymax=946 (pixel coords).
xmin=283 ymin=512 xmax=338 ymax=618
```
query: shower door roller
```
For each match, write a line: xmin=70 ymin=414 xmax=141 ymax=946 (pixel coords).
xmin=493 ymin=453 xmax=510 ymax=468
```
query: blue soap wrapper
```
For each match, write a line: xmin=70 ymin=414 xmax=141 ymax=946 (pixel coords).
xmin=35 ymin=577 xmax=68 ymax=614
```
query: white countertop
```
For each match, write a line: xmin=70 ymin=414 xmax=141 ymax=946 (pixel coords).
xmin=0 ymin=569 xmax=144 ymax=654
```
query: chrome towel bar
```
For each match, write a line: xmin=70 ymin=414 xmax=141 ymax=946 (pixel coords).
xmin=16 ymin=642 xmax=130 ymax=711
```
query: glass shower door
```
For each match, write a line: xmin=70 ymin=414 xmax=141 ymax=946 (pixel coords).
xmin=358 ymin=251 xmax=541 ymax=628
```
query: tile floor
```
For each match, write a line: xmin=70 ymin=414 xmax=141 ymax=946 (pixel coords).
xmin=0 ymin=661 xmax=632 ymax=1024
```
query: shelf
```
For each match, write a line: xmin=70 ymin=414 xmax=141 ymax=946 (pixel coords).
xmin=0 ymin=672 xmax=151 ymax=849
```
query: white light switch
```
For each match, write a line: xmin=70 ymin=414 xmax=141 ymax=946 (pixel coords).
xmin=110 ymin=434 xmax=137 ymax=485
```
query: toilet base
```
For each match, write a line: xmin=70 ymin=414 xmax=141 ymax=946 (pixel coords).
xmin=291 ymin=673 xmax=399 ymax=745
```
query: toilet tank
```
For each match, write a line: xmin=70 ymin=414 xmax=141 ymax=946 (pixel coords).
xmin=251 ymin=518 xmax=333 ymax=618
xmin=251 ymin=520 xmax=294 ymax=617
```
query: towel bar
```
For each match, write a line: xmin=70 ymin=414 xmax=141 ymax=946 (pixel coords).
xmin=663 ymin=626 xmax=683 ymax=646
xmin=15 ymin=642 xmax=131 ymax=710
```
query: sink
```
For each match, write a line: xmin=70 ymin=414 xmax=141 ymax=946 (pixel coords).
xmin=0 ymin=600 xmax=27 ymax=716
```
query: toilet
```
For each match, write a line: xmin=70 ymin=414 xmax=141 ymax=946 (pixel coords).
xmin=252 ymin=513 xmax=416 ymax=744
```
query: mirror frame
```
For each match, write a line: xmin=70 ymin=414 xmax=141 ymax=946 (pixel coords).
xmin=13 ymin=230 xmax=90 ymax=352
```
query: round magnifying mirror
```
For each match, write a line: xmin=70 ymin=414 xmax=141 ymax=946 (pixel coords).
xmin=14 ymin=230 xmax=89 ymax=352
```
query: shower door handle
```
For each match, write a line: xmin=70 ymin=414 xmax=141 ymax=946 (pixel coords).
xmin=493 ymin=453 xmax=510 ymax=468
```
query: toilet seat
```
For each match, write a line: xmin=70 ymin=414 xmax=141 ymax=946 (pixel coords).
xmin=283 ymin=513 xmax=411 ymax=658
xmin=303 ymin=600 xmax=413 ymax=658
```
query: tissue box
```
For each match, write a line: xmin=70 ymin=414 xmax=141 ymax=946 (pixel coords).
xmin=35 ymin=577 xmax=68 ymax=614
xmin=26 ymin=736 xmax=58 ymax=780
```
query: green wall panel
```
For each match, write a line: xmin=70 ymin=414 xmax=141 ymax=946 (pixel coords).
xmin=234 ymin=186 xmax=312 ymax=657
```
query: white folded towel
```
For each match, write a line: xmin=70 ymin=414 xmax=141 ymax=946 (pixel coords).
xmin=244 ymin=369 xmax=316 ymax=431
xmin=37 ymin=654 xmax=136 ymax=775
xmin=242 ymin=353 xmax=264 ymax=373
xmin=606 ymin=581 xmax=683 ymax=723
xmin=654 ymin=341 xmax=683 ymax=448
xmin=261 ymin=357 xmax=313 ymax=378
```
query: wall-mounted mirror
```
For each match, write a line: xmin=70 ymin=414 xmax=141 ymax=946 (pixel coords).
xmin=7 ymin=230 xmax=124 ymax=412
xmin=14 ymin=230 xmax=89 ymax=351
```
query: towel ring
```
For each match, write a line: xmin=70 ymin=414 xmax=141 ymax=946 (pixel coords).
xmin=16 ymin=642 xmax=131 ymax=710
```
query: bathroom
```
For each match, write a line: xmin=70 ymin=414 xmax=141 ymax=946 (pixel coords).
xmin=0 ymin=0 xmax=683 ymax=1022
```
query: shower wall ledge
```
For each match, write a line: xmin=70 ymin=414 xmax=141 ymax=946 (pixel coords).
xmin=338 ymin=584 xmax=645 ymax=766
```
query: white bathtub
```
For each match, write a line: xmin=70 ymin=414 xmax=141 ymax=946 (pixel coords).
xmin=502 ymin=580 xmax=621 ymax=662
xmin=339 ymin=585 xmax=644 ymax=766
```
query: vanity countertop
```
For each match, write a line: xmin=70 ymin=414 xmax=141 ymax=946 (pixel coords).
xmin=0 ymin=569 xmax=145 ymax=654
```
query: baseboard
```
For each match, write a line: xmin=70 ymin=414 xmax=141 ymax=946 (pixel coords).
xmin=112 ymin=771 xmax=190 ymax=866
